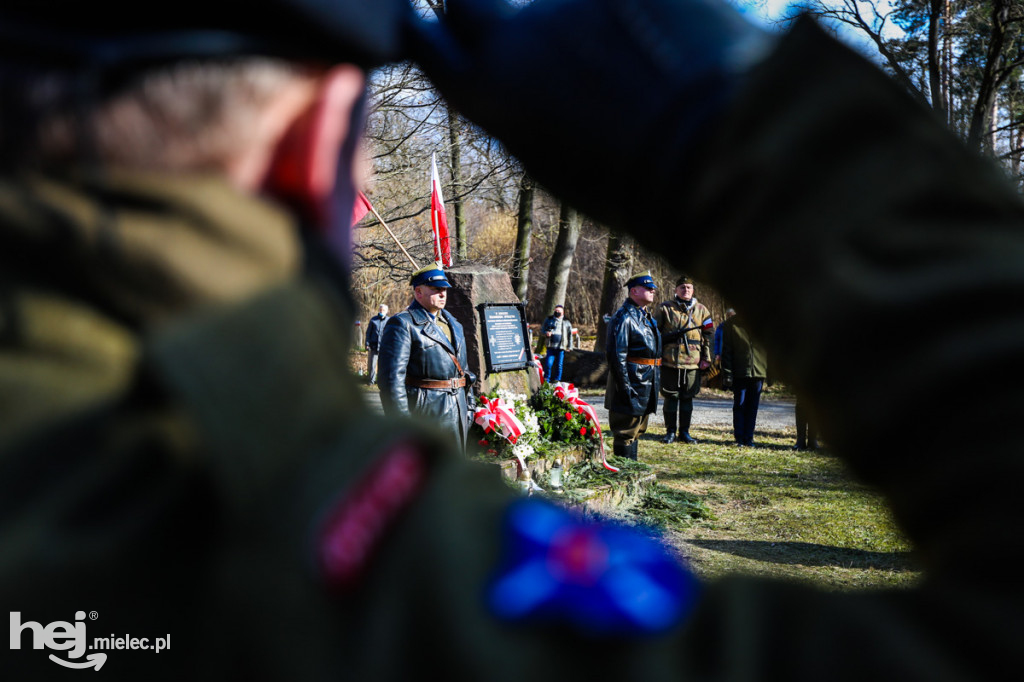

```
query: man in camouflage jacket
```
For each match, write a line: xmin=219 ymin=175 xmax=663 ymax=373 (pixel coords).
xmin=653 ymin=275 xmax=714 ymax=444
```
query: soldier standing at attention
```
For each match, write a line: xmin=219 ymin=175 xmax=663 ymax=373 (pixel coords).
xmin=378 ymin=264 xmax=475 ymax=451
xmin=654 ymin=275 xmax=714 ymax=444
xmin=364 ymin=304 xmax=389 ymax=385
xmin=604 ymin=271 xmax=662 ymax=461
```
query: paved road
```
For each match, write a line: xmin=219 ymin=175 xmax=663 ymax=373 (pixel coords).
xmin=362 ymin=390 xmax=795 ymax=431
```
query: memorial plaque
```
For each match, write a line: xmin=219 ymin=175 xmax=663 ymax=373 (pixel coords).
xmin=480 ymin=303 xmax=532 ymax=372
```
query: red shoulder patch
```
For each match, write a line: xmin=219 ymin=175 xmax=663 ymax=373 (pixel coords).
xmin=317 ymin=443 xmax=428 ymax=591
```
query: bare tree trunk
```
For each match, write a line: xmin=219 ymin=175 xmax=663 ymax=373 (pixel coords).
xmin=510 ymin=174 xmax=534 ymax=302
xmin=1013 ymin=125 xmax=1022 ymax=182
xmin=988 ymin=95 xmax=1000 ymax=155
xmin=943 ymin=0 xmax=952 ymax=121
xmin=542 ymin=203 xmax=582 ymax=316
xmin=968 ymin=0 xmax=1009 ymax=151
xmin=448 ymin=105 xmax=467 ymax=262
xmin=927 ymin=0 xmax=947 ymax=124
xmin=594 ymin=233 xmax=633 ymax=354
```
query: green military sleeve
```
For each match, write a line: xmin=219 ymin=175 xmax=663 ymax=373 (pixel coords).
xmin=623 ymin=15 xmax=1024 ymax=676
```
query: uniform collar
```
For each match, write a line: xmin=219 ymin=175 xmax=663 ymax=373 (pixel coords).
xmin=408 ymin=299 xmax=448 ymax=325
xmin=624 ymin=299 xmax=651 ymax=316
xmin=407 ymin=300 xmax=457 ymax=352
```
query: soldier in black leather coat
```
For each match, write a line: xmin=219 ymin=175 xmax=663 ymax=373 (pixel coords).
xmin=378 ymin=265 xmax=476 ymax=451
xmin=604 ymin=271 xmax=662 ymax=461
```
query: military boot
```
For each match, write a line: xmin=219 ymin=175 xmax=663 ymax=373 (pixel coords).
xmin=628 ymin=441 xmax=639 ymax=461
xmin=679 ymin=407 xmax=698 ymax=444
xmin=613 ymin=440 xmax=629 ymax=460
xmin=662 ymin=410 xmax=677 ymax=444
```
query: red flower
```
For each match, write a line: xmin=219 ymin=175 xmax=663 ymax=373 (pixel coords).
xmin=478 ymin=439 xmax=488 ymax=446
xmin=479 ymin=396 xmax=488 ymax=404
xmin=565 ymin=412 xmax=572 ymax=421
xmin=486 ymin=449 xmax=497 ymax=455
xmin=580 ymin=426 xmax=587 ymax=436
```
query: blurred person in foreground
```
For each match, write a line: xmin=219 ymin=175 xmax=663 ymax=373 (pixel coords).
xmin=0 ymin=1 xmax=438 ymax=677
xmin=1 ymin=0 xmax=1022 ymax=680
xmin=410 ymin=0 xmax=1024 ymax=676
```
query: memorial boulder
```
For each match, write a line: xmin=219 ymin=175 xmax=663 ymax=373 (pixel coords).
xmin=445 ymin=265 xmax=542 ymax=396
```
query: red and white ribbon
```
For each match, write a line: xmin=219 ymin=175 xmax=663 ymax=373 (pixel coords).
xmin=533 ymin=354 xmax=545 ymax=384
xmin=474 ymin=397 xmax=525 ymax=445
xmin=552 ymin=382 xmax=617 ymax=472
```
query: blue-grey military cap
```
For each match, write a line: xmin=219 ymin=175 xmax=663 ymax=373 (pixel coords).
xmin=625 ymin=271 xmax=657 ymax=290
xmin=410 ymin=264 xmax=452 ymax=288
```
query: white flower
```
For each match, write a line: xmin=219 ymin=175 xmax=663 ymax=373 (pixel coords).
xmin=496 ymin=389 xmax=529 ymax=412
xmin=522 ymin=411 xmax=540 ymax=435
xmin=512 ymin=442 xmax=534 ymax=460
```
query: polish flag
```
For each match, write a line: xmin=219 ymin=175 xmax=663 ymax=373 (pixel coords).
xmin=351 ymin=190 xmax=373 ymax=226
xmin=430 ymin=153 xmax=452 ymax=267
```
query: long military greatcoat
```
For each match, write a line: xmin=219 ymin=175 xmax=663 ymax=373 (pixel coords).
xmin=604 ymin=299 xmax=661 ymax=416
xmin=378 ymin=299 xmax=475 ymax=449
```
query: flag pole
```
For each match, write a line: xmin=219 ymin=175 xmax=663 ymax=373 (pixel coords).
xmin=364 ymin=203 xmax=419 ymax=270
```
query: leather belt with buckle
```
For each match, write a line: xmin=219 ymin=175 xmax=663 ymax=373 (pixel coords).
xmin=406 ymin=377 xmax=468 ymax=390
xmin=626 ymin=357 xmax=662 ymax=366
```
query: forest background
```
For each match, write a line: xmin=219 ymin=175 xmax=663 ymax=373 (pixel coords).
xmin=352 ymin=0 xmax=1024 ymax=344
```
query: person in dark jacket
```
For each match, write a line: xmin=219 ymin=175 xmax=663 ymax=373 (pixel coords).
xmin=720 ymin=312 xmax=769 ymax=446
xmin=540 ymin=304 xmax=573 ymax=383
xmin=365 ymin=304 xmax=389 ymax=384
xmin=604 ymin=271 xmax=662 ymax=461
xmin=378 ymin=264 xmax=476 ymax=451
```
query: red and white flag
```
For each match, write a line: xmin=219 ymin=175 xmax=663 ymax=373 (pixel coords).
xmin=351 ymin=190 xmax=373 ymax=227
xmin=430 ymin=153 xmax=452 ymax=267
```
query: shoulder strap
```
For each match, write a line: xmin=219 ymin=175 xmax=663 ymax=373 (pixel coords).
xmin=437 ymin=313 xmax=464 ymax=376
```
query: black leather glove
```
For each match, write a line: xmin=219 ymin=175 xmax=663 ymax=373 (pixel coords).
xmin=410 ymin=0 xmax=774 ymax=230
